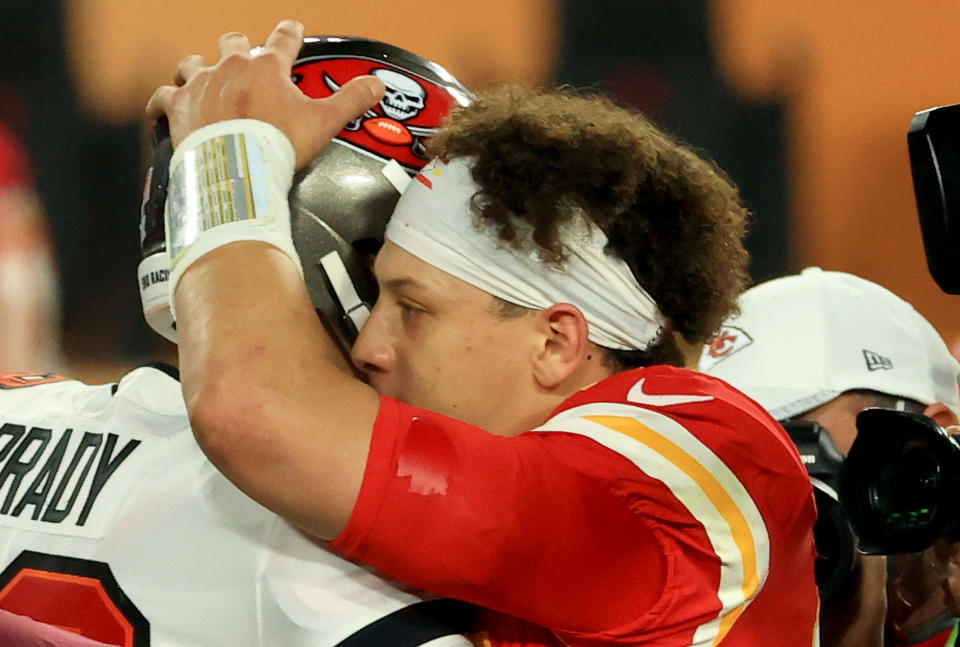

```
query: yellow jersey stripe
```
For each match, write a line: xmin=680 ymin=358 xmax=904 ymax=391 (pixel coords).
xmin=536 ymin=402 xmax=770 ymax=647
xmin=585 ymin=415 xmax=758 ymax=645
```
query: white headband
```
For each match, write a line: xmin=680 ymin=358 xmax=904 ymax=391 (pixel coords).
xmin=385 ymin=157 xmax=665 ymax=350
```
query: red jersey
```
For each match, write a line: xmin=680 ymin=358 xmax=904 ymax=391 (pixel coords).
xmin=910 ymin=625 xmax=958 ymax=647
xmin=331 ymin=366 xmax=820 ymax=646
xmin=0 ymin=120 xmax=32 ymax=190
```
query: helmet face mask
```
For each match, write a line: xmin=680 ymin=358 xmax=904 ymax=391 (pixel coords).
xmin=138 ymin=36 xmax=471 ymax=347
xmin=289 ymin=141 xmax=401 ymax=349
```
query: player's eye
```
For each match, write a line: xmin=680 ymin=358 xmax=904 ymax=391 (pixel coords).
xmin=398 ymin=299 xmax=426 ymax=319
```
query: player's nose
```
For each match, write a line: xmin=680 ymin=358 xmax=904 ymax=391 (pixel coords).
xmin=350 ymin=309 xmax=395 ymax=375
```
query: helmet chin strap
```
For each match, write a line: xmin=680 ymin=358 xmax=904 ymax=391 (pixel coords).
xmin=317 ymin=158 xmax=408 ymax=337
xmin=319 ymin=250 xmax=370 ymax=337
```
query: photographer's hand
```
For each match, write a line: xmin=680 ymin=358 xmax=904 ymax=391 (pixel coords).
xmin=820 ymin=555 xmax=886 ymax=647
xmin=928 ymin=540 xmax=960 ymax=615
xmin=928 ymin=426 xmax=960 ymax=616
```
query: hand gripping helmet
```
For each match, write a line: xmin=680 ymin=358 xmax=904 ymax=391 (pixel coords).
xmin=138 ymin=36 xmax=472 ymax=347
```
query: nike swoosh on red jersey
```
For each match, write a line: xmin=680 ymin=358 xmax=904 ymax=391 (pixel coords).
xmin=626 ymin=378 xmax=715 ymax=407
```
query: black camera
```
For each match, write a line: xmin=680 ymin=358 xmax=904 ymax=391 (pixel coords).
xmin=908 ymin=103 xmax=960 ymax=294
xmin=782 ymin=420 xmax=859 ymax=600
xmin=838 ymin=408 xmax=960 ymax=555
xmin=836 ymin=107 xmax=960 ymax=557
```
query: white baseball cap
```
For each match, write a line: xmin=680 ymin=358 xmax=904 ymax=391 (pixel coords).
xmin=699 ymin=267 xmax=960 ymax=420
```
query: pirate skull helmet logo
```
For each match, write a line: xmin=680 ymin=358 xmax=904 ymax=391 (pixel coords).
xmin=372 ymin=68 xmax=426 ymax=121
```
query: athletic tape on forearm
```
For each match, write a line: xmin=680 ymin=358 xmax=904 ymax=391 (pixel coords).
xmin=165 ymin=119 xmax=302 ymax=315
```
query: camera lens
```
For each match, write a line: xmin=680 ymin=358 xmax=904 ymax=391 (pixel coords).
xmin=866 ymin=439 xmax=941 ymax=532
xmin=842 ymin=409 xmax=960 ymax=554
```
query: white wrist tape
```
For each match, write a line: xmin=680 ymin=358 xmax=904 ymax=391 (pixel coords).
xmin=165 ymin=119 xmax=302 ymax=315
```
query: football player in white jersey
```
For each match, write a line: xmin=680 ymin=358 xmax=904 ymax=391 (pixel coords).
xmin=0 ymin=37 xmax=475 ymax=647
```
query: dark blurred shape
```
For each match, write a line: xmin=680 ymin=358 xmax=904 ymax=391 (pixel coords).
xmin=0 ymin=97 xmax=62 ymax=371
xmin=784 ymin=420 xmax=859 ymax=600
xmin=840 ymin=409 xmax=960 ymax=554
xmin=908 ymin=104 xmax=960 ymax=294
xmin=0 ymin=0 xmax=152 ymax=364
xmin=555 ymin=0 xmax=789 ymax=283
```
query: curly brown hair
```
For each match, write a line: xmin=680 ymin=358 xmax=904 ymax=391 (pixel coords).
xmin=429 ymin=86 xmax=751 ymax=369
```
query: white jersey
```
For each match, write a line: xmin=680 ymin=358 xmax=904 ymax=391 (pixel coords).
xmin=0 ymin=366 xmax=473 ymax=647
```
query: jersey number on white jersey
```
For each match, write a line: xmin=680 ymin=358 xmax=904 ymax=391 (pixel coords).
xmin=0 ymin=550 xmax=149 ymax=646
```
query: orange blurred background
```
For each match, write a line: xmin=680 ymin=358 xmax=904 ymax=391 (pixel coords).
xmin=1 ymin=0 xmax=958 ymax=380
xmin=712 ymin=0 xmax=960 ymax=358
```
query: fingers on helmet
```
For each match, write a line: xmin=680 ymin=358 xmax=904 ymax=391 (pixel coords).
xmin=218 ymin=31 xmax=252 ymax=60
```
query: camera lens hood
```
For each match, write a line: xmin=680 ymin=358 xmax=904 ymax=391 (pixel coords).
xmin=840 ymin=408 xmax=960 ymax=554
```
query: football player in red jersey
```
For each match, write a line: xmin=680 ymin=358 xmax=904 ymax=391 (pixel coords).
xmin=147 ymin=19 xmax=819 ymax=646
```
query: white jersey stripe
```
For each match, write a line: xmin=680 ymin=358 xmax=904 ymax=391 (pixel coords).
xmin=536 ymin=402 xmax=770 ymax=646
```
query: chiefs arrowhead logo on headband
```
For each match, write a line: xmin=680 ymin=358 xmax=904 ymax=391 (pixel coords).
xmin=293 ymin=56 xmax=459 ymax=170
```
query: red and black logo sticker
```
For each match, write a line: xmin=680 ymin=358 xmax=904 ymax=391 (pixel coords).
xmin=0 ymin=374 xmax=70 ymax=390
xmin=0 ymin=550 xmax=148 ymax=646
xmin=706 ymin=326 xmax=753 ymax=361
xmin=292 ymin=56 xmax=460 ymax=171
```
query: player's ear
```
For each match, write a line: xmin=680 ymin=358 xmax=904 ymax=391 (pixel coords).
xmin=924 ymin=401 xmax=958 ymax=428
xmin=531 ymin=303 xmax=590 ymax=388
